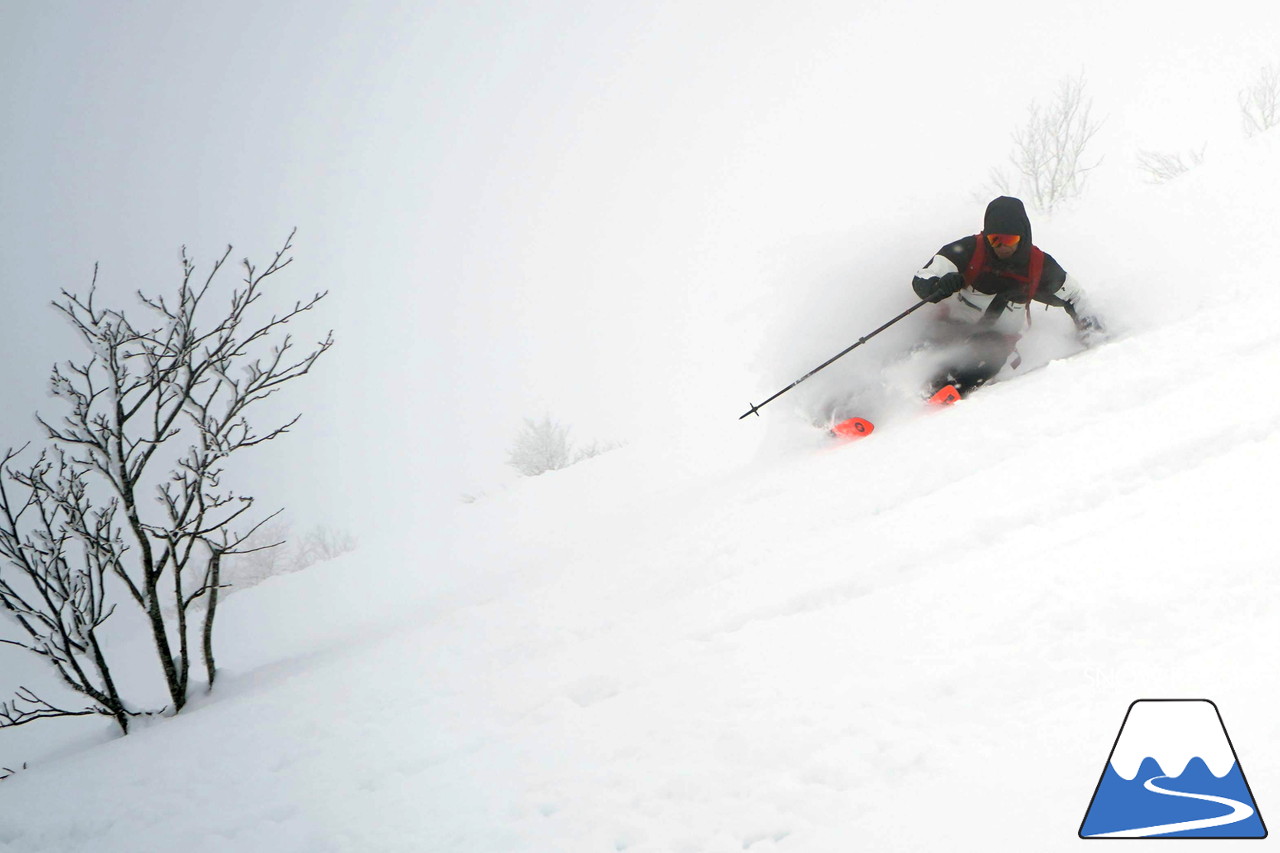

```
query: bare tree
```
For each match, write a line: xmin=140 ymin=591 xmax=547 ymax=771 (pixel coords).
xmin=0 ymin=231 xmax=332 ymax=730
xmin=1136 ymin=145 xmax=1206 ymax=184
xmin=1006 ymin=74 xmax=1103 ymax=213
xmin=1240 ymin=64 xmax=1280 ymax=138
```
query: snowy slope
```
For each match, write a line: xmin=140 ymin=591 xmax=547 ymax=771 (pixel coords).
xmin=3 ymin=123 xmax=1280 ymax=853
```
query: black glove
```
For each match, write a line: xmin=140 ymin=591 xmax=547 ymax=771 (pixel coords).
xmin=921 ymin=272 xmax=964 ymax=303
xmin=1075 ymin=314 xmax=1107 ymax=346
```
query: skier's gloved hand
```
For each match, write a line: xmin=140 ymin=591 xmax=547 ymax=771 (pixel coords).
xmin=922 ymin=272 xmax=965 ymax=303
xmin=1076 ymin=314 xmax=1107 ymax=347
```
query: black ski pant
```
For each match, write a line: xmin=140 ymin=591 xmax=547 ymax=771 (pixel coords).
xmin=925 ymin=327 xmax=1020 ymax=398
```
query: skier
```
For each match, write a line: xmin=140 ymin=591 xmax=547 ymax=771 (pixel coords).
xmin=911 ymin=195 xmax=1104 ymax=398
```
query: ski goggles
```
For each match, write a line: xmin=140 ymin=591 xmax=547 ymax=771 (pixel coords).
xmin=985 ymin=233 xmax=1022 ymax=249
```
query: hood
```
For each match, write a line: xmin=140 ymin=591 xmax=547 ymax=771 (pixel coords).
xmin=982 ymin=196 xmax=1032 ymax=264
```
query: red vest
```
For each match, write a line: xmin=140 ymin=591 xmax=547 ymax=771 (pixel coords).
xmin=963 ymin=234 xmax=1044 ymax=321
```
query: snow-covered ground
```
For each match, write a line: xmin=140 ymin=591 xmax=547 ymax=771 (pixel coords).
xmin=2 ymin=121 xmax=1280 ymax=851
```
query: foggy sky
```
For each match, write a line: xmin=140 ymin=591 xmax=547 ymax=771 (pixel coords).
xmin=3 ymin=1 xmax=1278 ymax=545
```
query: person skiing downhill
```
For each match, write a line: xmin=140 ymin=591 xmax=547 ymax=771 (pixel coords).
xmin=911 ymin=195 xmax=1104 ymax=398
xmin=739 ymin=195 xmax=1105 ymax=435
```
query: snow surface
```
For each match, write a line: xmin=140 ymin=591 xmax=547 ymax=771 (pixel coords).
xmin=3 ymin=130 xmax=1280 ymax=851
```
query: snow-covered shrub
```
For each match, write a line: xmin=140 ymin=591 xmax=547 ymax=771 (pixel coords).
xmin=1136 ymin=145 xmax=1206 ymax=184
xmin=507 ymin=416 xmax=572 ymax=476
xmin=1240 ymin=64 xmax=1280 ymax=138
xmin=295 ymin=524 xmax=358 ymax=568
xmin=217 ymin=521 xmax=357 ymax=593
xmin=506 ymin=416 xmax=617 ymax=477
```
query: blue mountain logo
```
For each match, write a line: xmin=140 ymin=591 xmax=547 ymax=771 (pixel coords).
xmin=1080 ymin=699 xmax=1266 ymax=839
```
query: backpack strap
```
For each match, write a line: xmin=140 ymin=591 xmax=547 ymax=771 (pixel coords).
xmin=1024 ymin=247 xmax=1045 ymax=324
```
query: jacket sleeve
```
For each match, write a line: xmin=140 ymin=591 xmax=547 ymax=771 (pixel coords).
xmin=1033 ymin=253 xmax=1103 ymax=332
xmin=911 ymin=238 xmax=974 ymax=300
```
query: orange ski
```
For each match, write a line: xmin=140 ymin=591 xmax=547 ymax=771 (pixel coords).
xmin=927 ymin=384 xmax=961 ymax=406
xmin=831 ymin=416 xmax=875 ymax=440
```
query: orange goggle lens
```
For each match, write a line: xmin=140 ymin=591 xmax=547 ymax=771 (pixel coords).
xmin=986 ymin=233 xmax=1021 ymax=249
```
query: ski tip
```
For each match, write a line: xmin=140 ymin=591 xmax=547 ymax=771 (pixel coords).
xmin=927 ymin=384 xmax=961 ymax=406
xmin=831 ymin=417 xmax=875 ymax=440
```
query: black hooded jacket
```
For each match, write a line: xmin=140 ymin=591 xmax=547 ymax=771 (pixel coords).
xmin=913 ymin=196 xmax=1088 ymax=325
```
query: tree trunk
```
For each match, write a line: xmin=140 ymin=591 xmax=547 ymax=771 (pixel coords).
xmin=125 ymin=502 xmax=186 ymax=711
xmin=88 ymin=635 xmax=129 ymax=735
xmin=145 ymin=580 xmax=186 ymax=712
xmin=202 ymin=551 xmax=222 ymax=689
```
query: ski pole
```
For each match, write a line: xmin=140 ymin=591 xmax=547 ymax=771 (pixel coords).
xmin=739 ymin=299 xmax=929 ymax=420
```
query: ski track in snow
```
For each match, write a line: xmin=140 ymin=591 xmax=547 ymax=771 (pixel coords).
xmin=699 ymin=335 xmax=1280 ymax=643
